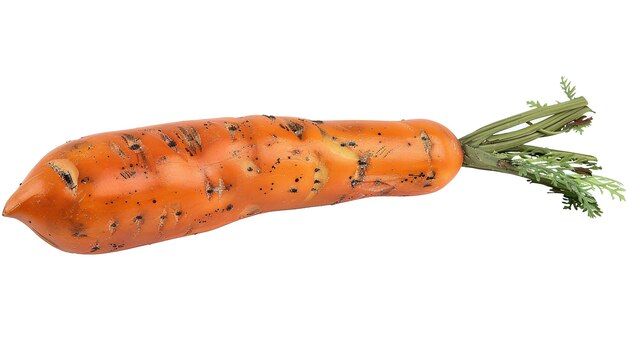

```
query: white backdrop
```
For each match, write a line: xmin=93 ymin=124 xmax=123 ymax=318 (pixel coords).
xmin=1 ymin=1 xmax=625 ymax=350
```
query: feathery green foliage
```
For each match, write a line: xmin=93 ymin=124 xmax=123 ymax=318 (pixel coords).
xmin=460 ymin=78 xmax=624 ymax=217
xmin=560 ymin=76 xmax=577 ymax=100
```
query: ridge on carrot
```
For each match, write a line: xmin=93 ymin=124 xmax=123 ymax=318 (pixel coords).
xmin=460 ymin=77 xmax=624 ymax=218
xmin=2 ymin=77 xmax=623 ymax=254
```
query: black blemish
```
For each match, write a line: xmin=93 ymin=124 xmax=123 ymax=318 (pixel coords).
xmin=175 ymin=211 xmax=183 ymax=216
xmin=357 ymin=159 xmax=368 ymax=166
xmin=134 ymin=215 xmax=143 ymax=221
xmin=420 ymin=130 xmax=433 ymax=162
xmin=226 ymin=204 xmax=234 ymax=211
xmin=351 ymin=179 xmax=362 ymax=187
xmin=178 ymin=126 xmax=202 ymax=154
xmin=426 ymin=171 xmax=436 ymax=180
xmin=314 ymin=168 xmax=320 ymax=172
xmin=90 ymin=241 xmax=100 ymax=253
xmin=110 ymin=243 xmax=124 ymax=251
xmin=377 ymin=132 xmax=382 ymax=136
xmin=189 ymin=127 xmax=202 ymax=151
xmin=247 ymin=167 xmax=254 ymax=172
xmin=61 ymin=173 xmax=74 ymax=188
xmin=340 ymin=141 xmax=358 ymax=147
xmin=81 ymin=177 xmax=90 ymax=184
xmin=227 ymin=124 xmax=238 ymax=131
xmin=295 ymin=178 xmax=300 ymax=182
xmin=73 ymin=232 xmax=87 ymax=238
xmin=152 ymin=199 xmax=157 ymax=204
xmin=122 ymin=134 xmax=142 ymax=152
xmin=120 ymin=170 xmax=136 ymax=179
xmin=423 ymin=183 xmax=432 ymax=187
xmin=159 ymin=131 xmax=178 ymax=150
xmin=313 ymin=179 xmax=321 ymax=184
xmin=311 ymin=120 xmax=324 ymax=124
xmin=286 ymin=121 xmax=305 ymax=139
xmin=48 ymin=162 xmax=77 ymax=191
xmin=331 ymin=194 xmax=347 ymax=205
xmin=263 ymin=114 xmax=276 ymax=120
xmin=289 ymin=188 xmax=298 ymax=193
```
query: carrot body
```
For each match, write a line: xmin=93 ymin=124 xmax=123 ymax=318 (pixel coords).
xmin=3 ymin=115 xmax=463 ymax=253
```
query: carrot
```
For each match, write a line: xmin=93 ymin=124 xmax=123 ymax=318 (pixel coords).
xmin=3 ymin=78 xmax=624 ymax=254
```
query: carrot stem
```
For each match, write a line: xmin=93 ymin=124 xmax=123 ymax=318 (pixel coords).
xmin=459 ymin=78 xmax=624 ymax=217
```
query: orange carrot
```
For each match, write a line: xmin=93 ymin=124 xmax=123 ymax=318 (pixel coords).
xmin=3 ymin=79 xmax=623 ymax=254
xmin=3 ymin=116 xmax=462 ymax=253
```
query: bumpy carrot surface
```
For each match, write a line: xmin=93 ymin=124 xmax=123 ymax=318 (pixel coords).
xmin=3 ymin=115 xmax=463 ymax=253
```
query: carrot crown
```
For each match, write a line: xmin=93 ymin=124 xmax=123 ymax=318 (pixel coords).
xmin=459 ymin=77 xmax=624 ymax=218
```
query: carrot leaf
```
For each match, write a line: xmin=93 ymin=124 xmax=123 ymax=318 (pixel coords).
xmin=460 ymin=77 xmax=624 ymax=217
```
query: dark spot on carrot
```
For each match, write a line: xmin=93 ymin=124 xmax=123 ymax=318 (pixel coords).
xmin=134 ymin=215 xmax=143 ymax=221
xmin=423 ymin=183 xmax=432 ymax=187
xmin=314 ymin=168 xmax=320 ymax=172
xmin=377 ymin=132 xmax=382 ymax=136
xmin=295 ymin=178 xmax=300 ymax=182
xmin=226 ymin=204 xmax=234 ymax=211
xmin=426 ymin=171 xmax=436 ymax=180
xmin=81 ymin=177 xmax=90 ymax=184
xmin=122 ymin=134 xmax=142 ymax=152
xmin=311 ymin=120 xmax=324 ymax=124
xmin=289 ymin=188 xmax=298 ymax=193
xmin=331 ymin=194 xmax=347 ymax=205
xmin=420 ymin=130 xmax=432 ymax=162
xmin=120 ymin=169 xmax=136 ymax=179
xmin=47 ymin=161 xmax=77 ymax=191
xmin=175 ymin=211 xmax=183 ymax=216
xmin=351 ymin=179 xmax=362 ymax=187
xmin=90 ymin=241 xmax=100 ymax=252
xmin=313 ymin=179 xmax=321 ymax=184
xmin=263 ymin=114 xmax=276 ymax=120
xmin=286 ymin=121 xmax=305 ymax=140
xmin=152 ymin=199 xmax=157 ymax=204
xmin=247 ymin=167 xmax=253 ymax=172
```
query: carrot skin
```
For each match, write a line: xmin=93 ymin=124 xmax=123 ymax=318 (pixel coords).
xmin=3 ymin=115 xmax=463 ymax=254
